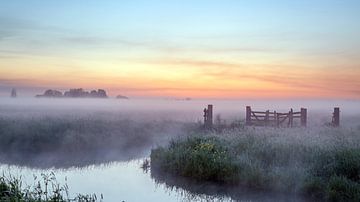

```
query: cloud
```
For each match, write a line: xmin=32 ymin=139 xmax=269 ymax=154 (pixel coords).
xmin=0 ymin=17 xmax=48 ymax=40
xmin=142 ymin=58 xmax=360 ymax=95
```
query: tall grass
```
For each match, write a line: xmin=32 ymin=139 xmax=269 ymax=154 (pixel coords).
xmin=151 ymin=126 xmax=360 ymax=200
xmin=0 ymin=172 xmax=101 ymax=201
xmin=151 ymin=137 xmax=240 ymax=183
xmin=0 ymin=115 xmax=197 ymax=168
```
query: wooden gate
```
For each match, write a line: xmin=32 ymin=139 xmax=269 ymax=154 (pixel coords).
xmin=246 ymin=106 xmax=307 ymax=127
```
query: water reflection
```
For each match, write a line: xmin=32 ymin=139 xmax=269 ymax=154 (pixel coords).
xmin=151 ymin=167 xmax=308 ymax=202
xmin=0 ymin=157 xmax=311 ymax=202
xmin=0 ymin=148 xmax=148 ymax=169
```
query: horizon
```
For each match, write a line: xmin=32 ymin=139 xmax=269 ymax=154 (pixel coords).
xmin=1 ymin=0 xmax=360 ymax=99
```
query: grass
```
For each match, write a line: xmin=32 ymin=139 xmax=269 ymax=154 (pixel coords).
xmin=150 ymin=126 xmax=360 ymax=201
xmin=0 ymin=115 xmax=197 ymax=168
xmin=0 ymin=172 xmax=101 ymax=202
xmin=304 ymin=148 xmax=360 ymax=201
xmin=151 ymin=136 xmax=240 ymax=183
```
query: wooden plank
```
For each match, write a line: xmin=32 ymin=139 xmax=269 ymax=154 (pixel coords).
xmin=252 ymin=111 xmax=276 ymax=114
xmin=246 ymin=106 xmax=252 ymax=126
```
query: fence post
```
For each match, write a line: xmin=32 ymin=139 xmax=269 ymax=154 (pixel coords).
xmin=301 ymin=108 xmax=307 ymax=127
xmin=205 ymin=104 xmax=213 ymax=129
xmin=246 ymin=106 xmax=252 ymax=126
xmin=333 ymin=107 xmax=340 ymax=127
xmin=289 ymin=108 xmax=293 ymax=127
xmin=203 ymin=108 xmax=208 ymax=127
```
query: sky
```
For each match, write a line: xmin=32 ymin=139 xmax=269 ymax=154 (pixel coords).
xmin=0 ymin=0 xmax=359 ymax=99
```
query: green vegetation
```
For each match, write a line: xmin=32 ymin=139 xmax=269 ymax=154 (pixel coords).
xmin=151 ymin=137 xmax=239 ymax=183
xmin=0 ymin=173 xmax=101 ymax=202
xmin=150 ymin=127 xmax=360 ymax=201
xmin=304 ymin=148 xmax=360 ymax=201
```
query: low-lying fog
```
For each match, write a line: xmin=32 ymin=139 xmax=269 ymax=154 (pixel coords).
xmin=1 ymin=97 xmax=359 ymax=121
xmin=0 ymin=97 xmax=359 ymax=201
xmin=0 ymin=97 xmax=358 ymax=168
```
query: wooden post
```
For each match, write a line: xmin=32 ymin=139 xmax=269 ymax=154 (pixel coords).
xmin=276 ymin=113 xmax=280 ymax=127
xmin=265 ymin=110 xmax=269 ymax=126
xmin=333 ymin=107 xmax=340 ymax=127
xmin=246 ymin=106 xmax=252 ymax=126
xmin=289 ymin=108 xmax=293 ymax=128
xmin=207 ymin=104 xmax=213 ymax=128
xmin=301 ymin=108 xmax=307 ymax=127
xmin=203 ymin=108 xmax=208 ymax=126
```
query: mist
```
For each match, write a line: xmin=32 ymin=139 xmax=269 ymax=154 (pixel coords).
xmin=1 ymin=98 xmax=359 ymax=166
xmin=0 ymin=97 xmax=359 ymax=201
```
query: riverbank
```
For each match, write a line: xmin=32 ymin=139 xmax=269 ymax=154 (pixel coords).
xmin=150 ymin=127 xmax=360 ymax=201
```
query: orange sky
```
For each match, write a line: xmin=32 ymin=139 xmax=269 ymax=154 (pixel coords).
xmin=0 ymin=1 xmax=359 ymax=99
xmin=1 ymin=54 xmax=359 ymax=99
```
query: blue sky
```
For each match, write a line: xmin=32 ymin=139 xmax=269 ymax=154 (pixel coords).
xmin=0 ymin=0 xmax=359 ymax=98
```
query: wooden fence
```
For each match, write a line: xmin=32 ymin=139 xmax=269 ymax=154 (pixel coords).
xmin=246 ymin=106 xmax=307 ymax=127
xmin=202 ymin=105 xmax=340 ymax=129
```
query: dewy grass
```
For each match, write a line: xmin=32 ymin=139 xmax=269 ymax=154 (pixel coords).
xmin=0 ymin=172 xmax=102 ymax=202
xmin=150 ymin=126 xmax=360 ymax=200
xmin=151 ymin=136 xmax=240 ymax=183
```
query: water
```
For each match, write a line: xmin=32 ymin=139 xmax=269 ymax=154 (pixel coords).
xmin=1 ymin=160 xmax=187 ymax=202
xmin=0 ymin=159 xmax=306 ymax=202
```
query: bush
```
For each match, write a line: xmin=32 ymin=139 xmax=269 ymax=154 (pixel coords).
xmin=151 ymin=137 xmax=240 ymax=183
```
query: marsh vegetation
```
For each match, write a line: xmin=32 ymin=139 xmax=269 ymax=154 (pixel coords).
xmin=151 ymin=127 xmax=360 ymax=201
xmin=0 ymin=173 xmax=100 ymax=202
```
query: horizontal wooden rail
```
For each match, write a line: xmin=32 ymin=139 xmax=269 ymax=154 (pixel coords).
xmin=246 ymin=106 xmax=307 ymax=128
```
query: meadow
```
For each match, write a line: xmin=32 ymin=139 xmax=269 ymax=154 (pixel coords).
xmin=151 ymin=126 xmax=360 ymax=201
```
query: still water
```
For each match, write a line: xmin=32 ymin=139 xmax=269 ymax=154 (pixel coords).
xmin=0 ymin=159 xmax=306 ymax=202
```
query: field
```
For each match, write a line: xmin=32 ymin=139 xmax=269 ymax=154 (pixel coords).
xmin=151 ymin=126 xmax=360 ymax=201
xmin=0 ymin=98 xmax=359 ymax=201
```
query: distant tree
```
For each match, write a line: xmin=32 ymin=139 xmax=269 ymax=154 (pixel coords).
xmin=36 ymin=88 xmax=108 ymax=98
xmin=97 ymin=89 xmax=108 ymax=98
xmin=116 ymin=94 xmax=129 ymax=99
xmin=36 ymin=89 xmax=63 ymax=97
xmin=11 ymin=88 xmax=17 ymax=98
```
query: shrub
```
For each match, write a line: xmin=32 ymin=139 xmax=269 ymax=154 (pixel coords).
xmin=151 ymin=136 xmax=240 ymax=183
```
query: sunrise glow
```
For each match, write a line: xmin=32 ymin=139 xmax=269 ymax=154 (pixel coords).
xmin=1 ymin=1 xmax=359 ymax=99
